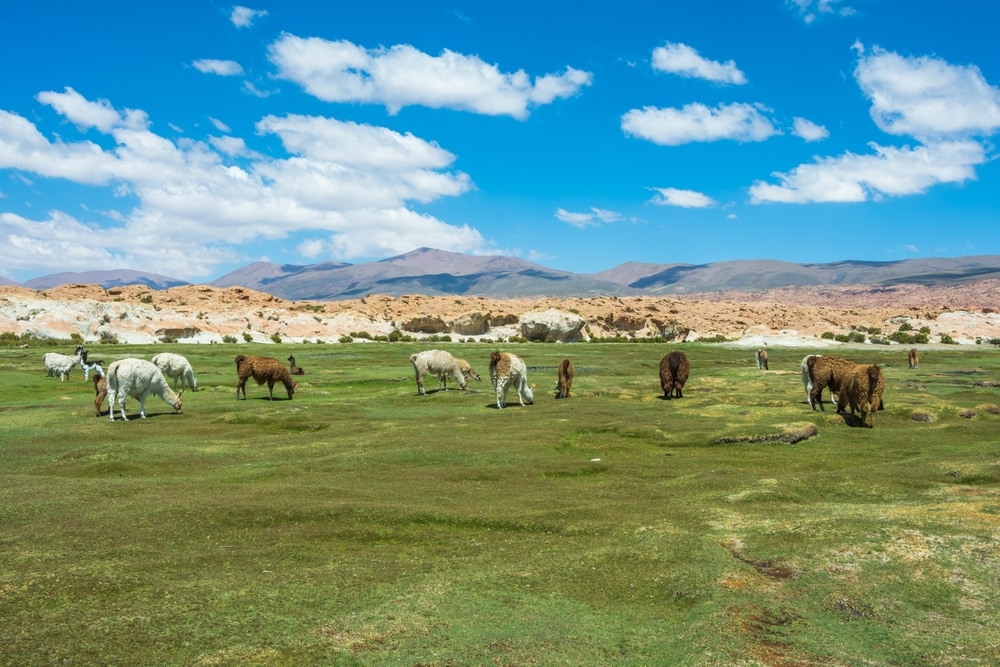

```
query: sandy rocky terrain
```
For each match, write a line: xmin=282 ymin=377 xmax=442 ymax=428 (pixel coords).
xmin=1 ymin=280 xmax=998 ymax=350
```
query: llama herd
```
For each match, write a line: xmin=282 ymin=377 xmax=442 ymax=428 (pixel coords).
xmin=41 ymin=343 xmax=920 ymax=427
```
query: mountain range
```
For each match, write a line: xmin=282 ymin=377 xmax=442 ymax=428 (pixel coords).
xmin=11 ymin=249 xmax=1000 ymax=301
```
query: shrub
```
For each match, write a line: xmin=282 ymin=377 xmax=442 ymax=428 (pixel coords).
xmin=242 ymin=332 xmax=253 ymax=343
xmin=821 ymin=332 xmax=835 ymax=340
xmin=270 ymin=333 xmax=282 ymax=344
xmin=99 ymin=331 xmax=119 ymax=345
xmin=339 ymin=335 xmax=354 ymax=344
xmin=222 ymin=335 xmax=238 ymax=344
xmin=350 ymin=331 xmax=373 ymax=340
xmin=889 ymin=331 xmax=929 ymax=345
xmin=387 ymin=329 xmax=403 ymax=342
xmin=898 ymin=322 xmax=913 ymax=332
xmin=140 ymin=294 xmax=153 ymax=304
xmin=940 ymin=333 xmax=956 ymax=344
xmin=834 ymin=334 xmax=850 ymax=343
xmin=919 ymin=326 xmax=931 ymax=334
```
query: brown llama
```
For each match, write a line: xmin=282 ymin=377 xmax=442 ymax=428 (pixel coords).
xmin=838 ymin=364 xmax=886 ymax=428
xmin=556 ymin=358 xmax=574 ymax=398
xmin=659 ymin=351 xmax=689 ymax=399
xmin=908 ymin=348 xmax=919 ymax=369
xmin=236 ymin=355 xmax=297 ymax=400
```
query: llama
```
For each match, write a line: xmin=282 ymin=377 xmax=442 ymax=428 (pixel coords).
xmin=91 ymin=363 xmax=108 ymax=417
xmin=43 ymin=345 xmax=86 ymax=381
xmin=81 ymin=352 xmax=104 ymax=382
xmin=151 ymin=352 xmax=198 ymax=392
xmin=806 ymin=355 xmax=855 ymax=411
xmin=659 ymin=351 xmax=689 ymax=399
xmin=801 ymin=355 xmax=822 ymax=405
xmin=439 ymin=357 xmax=481 ymax=390
xmin=556 ymin=358 xmax=574 ymax=398
xmin=288 ymin=355 xmax=305 ymax=376
xmin=106 ymin=358 xmax=183 ymax=421
xmin=489 ymin=351 xmax=534 ymax=409
xmin=755 ymin=348 xmax=769 ymax=370
xmin=409 ymin=349 xmax=467 ymax=395
xmin=235 ymin=355 xmax=297 ymax=400
xmin=838 ymin=364 xmax=886 ymax=428
xmin=908 ymin=348 xmax=919 ymax=369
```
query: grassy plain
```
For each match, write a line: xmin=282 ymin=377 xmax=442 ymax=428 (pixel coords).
xmin=1 ymin=342 xmax=999 ymax=666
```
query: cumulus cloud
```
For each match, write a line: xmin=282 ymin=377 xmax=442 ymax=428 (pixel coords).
xmin=268 ymin=34 xmax=593 ymax=118
xmin=651 ymin=42 xmax=746 ymax=84
xmin=555 ymin=207 xmax=623 ymax=228
xmin=622 ymin=102 xmax=779 ymax=145
xmin=752 ymin=47 xmax=999 ymax=205
xmin=749 ymin=140 xmax=985 ymax=203
xmin=231 ymin=6 xmax=267 ymax=28
xmin=0 ymin=91 xmax=486 ymax=279
xmin=855 ymin=46 xmax=1000 ymax=139
xmin=787 ymin=0 xmax=856 ymax=23
xmin=192 ymin=59 xmax=244 ymax=76
xmin=648 ymin=187 xmax=715 ymax=208
xmin=792 ymin=117 xmax=829 ymax=141
xmin=36 ymin=87 xmax=121 ymax=133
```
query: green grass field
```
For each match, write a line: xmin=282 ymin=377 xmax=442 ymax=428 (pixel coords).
xmin=2 ymin=342 xmax=999 ymax=666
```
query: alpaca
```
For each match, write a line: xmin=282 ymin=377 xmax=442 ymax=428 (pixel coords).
xmin=490 ymin=351 xmax=534 ymax=409
xmin=556 ymin=358 xmax=574 ymax=398
xmin=838 ymin=364 xmax=886 ymax=428
xmin=410 ymin=349 xmax=466 ymax=395
xmin=806 ymin=355 xmax=855 ymax=411
xmin=43 ymin=345 xmax=86 ymax=381
xmin=235 ymin=355 xmax=297 ymax=400
xmin=151 ymin=352 xmax=198 ymax=392
xmin=106 ymin=358 xmax=183 ymax=421
xmin=659 ymin=351 xmax=689 ymax=399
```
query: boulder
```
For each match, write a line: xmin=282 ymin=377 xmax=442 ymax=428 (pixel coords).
xmin=519 ymin=309 xmax=586 ymax=342
xmin=401 ymin=314 xmax=449 ymax=334
xmin=450 ymin=311 xmax=490 ymax=336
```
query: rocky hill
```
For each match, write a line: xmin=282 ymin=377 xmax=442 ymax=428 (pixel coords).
xmin=2 ymin=279 xmax=997 ymax=348
xmin=12 ymin=250 xmax=1000 ymax=301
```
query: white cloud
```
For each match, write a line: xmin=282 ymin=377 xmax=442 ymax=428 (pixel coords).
xmin=648 ymin=187 xmax=715 ymax=208
xmin=622 ymin=102 xmax=779 ymax=145
xmin=792 ymin=117 xmax=829 ymax=141
xmin=36 ymin=87 xmax=121 ymax=133
xmin=591 ymin=208 xmax=622 ymax=223
xmin=752 ymin=47 xmax=1000 ymax=206
xmin=787 ymin=0 xmax=856 ymax=23
xmin=855 ymin=46 xmax=1000 ymax=139
xmin=243 ymin=81 xmax=273 ymax=98
xmin=554 ymin=207 xmax=622 ymax=228
xmin=268 ymin=34 xmax=593 ymax=118
xmin=651 ymin=43 xmax=746 ymax=85
xmin=231 ymin=6 xmax=267 ymax=28
xmin=209 ymin=117 xmax=231 ymax=133
xmin=192 ymin=59 xmax=244 ymax=76
xmin=297 ymin=238 xmax=325 ymax=259
xmin=209 ymin=135 xmax=261 ymax=158
xmin=0 ymin=91 xmax=487 ymax=279
xmin=749 ymin=140 xmax=985 ymax=203
xmin=904 ymin=244 xmax=919 ymax=252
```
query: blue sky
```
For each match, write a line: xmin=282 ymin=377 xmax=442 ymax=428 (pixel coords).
xmin=2 ymin=0 xmax=999 ymax=283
